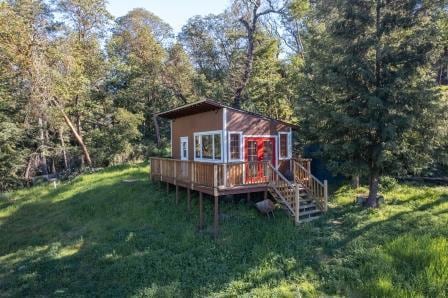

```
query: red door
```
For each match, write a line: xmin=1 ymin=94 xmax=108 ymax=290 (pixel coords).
xmin=245 ymin=137 xmax=276 ymax=183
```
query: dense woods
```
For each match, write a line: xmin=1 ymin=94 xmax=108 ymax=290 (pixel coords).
xmin=1 ymin=0 xmax=447 ymax=201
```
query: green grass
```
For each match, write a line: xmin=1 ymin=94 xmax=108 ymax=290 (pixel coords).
xmin=0 ymin=164 xmax=447 ymax=297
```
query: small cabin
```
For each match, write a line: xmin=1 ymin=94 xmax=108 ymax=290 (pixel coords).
xmin=150 ymin=99 xmax=327 ymax=234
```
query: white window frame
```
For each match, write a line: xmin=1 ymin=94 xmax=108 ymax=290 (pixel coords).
xmin=228 ymin=131 xmax=243 ymax=162
xmin=278 ymin=132 xmax=292 ymax=160
xmin=180 ymin=136 xmax=188 ymax=160
xmin=193 ymin=130 xmax=223 ymax=162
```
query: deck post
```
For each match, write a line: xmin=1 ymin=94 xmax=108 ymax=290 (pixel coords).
xmin=246 ymin=192 xmax=250 ymax=204
xmin=190 ymin=161 xmax=195 ymax=190
xmin=324 ymin=180 xmax=328 ymax=212
xmin=223 ymin=164 xmax=227 ymax=188
xmin=213 ymin=195 xmax=219 ymax=238
xmin=176 ymin=185 xmax=179 ymax=204
xmin=213 ymin=164 xmax=218 ymax=196
xmin=264 ymin=191 xmax=267 ymax=200
xmin=295 ymin=183 xmax=300 ymax=225
xmin=166 ymin=182 xmax=169 ymax=193
xmin=199 ymin=192 xmax=204 ymax=230
xmin=187 ymin=188 xmax=191 ymax=211
xmin=292 ymin=160 xmax=296 ymax=181
xmin=160 ymin=159 xmax=163 ymax=182
xmin=173 ymin=161 xmax=177 ymax=186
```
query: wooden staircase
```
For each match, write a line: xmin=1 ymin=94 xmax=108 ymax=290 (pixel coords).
xmin=266 ymin=160 xmax=328 ymax=224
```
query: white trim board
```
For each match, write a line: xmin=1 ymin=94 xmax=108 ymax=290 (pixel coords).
xmin=228 ymin=131 xmax=243 ymax=162
xmin=180 ymin=136 xmax=188 ymax=160
xmin=278 ymin=131 xmax=292 ymax=160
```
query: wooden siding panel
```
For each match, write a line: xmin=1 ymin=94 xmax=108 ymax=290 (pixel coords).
xmin=226 ymin=109 xmax=290 ymax=135
xmin=171 ymin=109 xmax=223 ymax=160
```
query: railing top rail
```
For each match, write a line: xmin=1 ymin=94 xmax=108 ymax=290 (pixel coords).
xmin=150 ymin=157 xmax=271 ymax=165
xmin=268 ymin=163 xmax=294 ymax=188
xmin=293 ymin=157 xmax=312 ymax=161
xmin=294 ymin=161 xmax=324 ymax=187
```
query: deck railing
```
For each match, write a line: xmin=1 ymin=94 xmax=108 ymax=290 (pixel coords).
xmin=151 ymin=157 xmax=328 ymax=224
xmin=150 ymin=157 xmax=272 ymax=192
xmin=293 ymin=160 xmax=328 ymax=212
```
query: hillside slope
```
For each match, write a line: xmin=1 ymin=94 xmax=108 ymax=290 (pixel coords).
xmin=0 ymin=164 xmax=447 ymax=297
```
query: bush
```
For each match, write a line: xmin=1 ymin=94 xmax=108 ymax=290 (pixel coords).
xmin=379 ymin=176 xmax=398 ymax=192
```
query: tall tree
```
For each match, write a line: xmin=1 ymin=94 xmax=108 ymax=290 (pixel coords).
xmin=179 ymin=13 xmax=244 ymax=101
xmin=55 ymin=0 xmax=112 ymax=166
xmin=246 ymin=34 xmax=295 ymax=121
xmin=0 ymin=0 xmax=56 ymax=184
xmin=302 ymin=0 xmax=447 ymax=206
xmin=163 ymin=43 xmax=196 ymax=103
xmin=107 ymin=8 xmax=168 ymax=145
xmin=230 ymin=0 xmax=287 ymax=107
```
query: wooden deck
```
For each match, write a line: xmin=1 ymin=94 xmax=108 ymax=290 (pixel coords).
xmin=150 ymin=158 xmax=294 ymax=196
xmin=149 ymin=157 xmax=327 ymax=237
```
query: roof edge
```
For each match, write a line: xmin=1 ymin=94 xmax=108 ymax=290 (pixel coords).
xmin=156 ymin=99 xmax=298 ymax=128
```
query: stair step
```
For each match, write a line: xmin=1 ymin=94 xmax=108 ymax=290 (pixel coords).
xmin=299 ymin=209 xmax=321 ymax=216
xmin=299 ymin=203 xmax=316 ymax=209
xmin=299 ymin=216 xmax=321 ymax=223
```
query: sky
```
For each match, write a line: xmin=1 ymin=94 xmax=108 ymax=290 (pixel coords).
xmin=107 ymin=0 xmax=230 ymax=33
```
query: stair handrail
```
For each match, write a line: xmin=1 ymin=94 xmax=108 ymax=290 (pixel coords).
xmin=267 ymin=163 xmax=294 ymax=188
xmin=267 ymin=163 xmax=301 ymax=224
xmin=294 ymin=160 xmax=324 ymax=187
xmin=293 ymin=160 xmax=328 ymax=212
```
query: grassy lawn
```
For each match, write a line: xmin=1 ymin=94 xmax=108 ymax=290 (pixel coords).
xmin=0 ymin=164 xmax=447 ymax=297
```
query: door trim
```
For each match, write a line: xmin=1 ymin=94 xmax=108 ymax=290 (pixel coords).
xmin=180 ymin=136 xmax=188 ymax=160
xmin=243 ymin=135 xmax=278 ymax=169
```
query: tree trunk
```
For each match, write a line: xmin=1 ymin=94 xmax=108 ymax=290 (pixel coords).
xmin=352 ymin=176 xmax=360 ymax=188
xmin=51 ymin=158 xmax=56 ymax=174
xmin=366 ymin=174 xmax=379 ymax=207
xmin=153 ymin=115 xmax=161 ymax=146
xmin=234 ymin=30 xmax=255 ymax=108
xmin=59 ymin=127 xmax=69 ymax=170
xmin=38 ymin=117 xmax=48 ymax=175
xmin=74 ymin=95 xmax=86 ymax=166
xmin=24 ymin=154 xmax=34 ymax=181
xmin=51 ymin=99 xmax=92 ymax=166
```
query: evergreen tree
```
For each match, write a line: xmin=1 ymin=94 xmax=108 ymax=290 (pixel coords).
xmin=246 ymin=35 xmax=295 ymax=122
xmin=302 ymin=0 xmax=447 ymax=206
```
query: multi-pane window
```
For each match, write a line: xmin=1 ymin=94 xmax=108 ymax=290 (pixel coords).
xmin=194 ymin=132 xmax=222 ymax=161
xmin=229 ymin=133 xmax=242 ymax=160
xmin=247 ymin=141 xmax=257 ymax=161
xmin=279 ymin=132 xmax=291 ymax=159
xmin=202 ymin=135 xmax=213 ymax=159
xmin=195 ymin=135 xmax=201 ymax=158
xmin=214 ymin=134 xmax=221 ymax=159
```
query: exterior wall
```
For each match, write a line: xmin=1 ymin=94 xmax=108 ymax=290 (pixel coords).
xmin=169 ymin=107 xmax=292 ymax=175
xmin=171 ymin=109 xmax=223 ymax=160
xmin=226 ymin=109 xmax=292 ymax=172
xmin=226 ymin=109 xmax=290 ymax=135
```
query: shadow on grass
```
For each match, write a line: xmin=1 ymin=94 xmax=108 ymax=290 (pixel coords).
xmin=0 ymin=173 xmax=447 ymax=297
xmin=0 ymin=175 xmax=311 ymax=296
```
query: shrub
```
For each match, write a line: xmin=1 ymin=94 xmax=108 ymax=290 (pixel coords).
xmin=379 ymin=176 xmax=398 ymax=192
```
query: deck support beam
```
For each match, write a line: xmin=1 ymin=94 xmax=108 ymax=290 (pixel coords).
xmin=246 ymin=192 xmax=250 ymax=204
xmin=176 ymin=185 xmax=179 ymax=204
xmin=213 ymin=195 xmax=219 ymax=239
xmin=199 ymin=192 xmax=204 ymax=230
xmin=166 ymin=182 xmax=169 ymax=193
xmin=187 ymin=189 xmax=191 ymax=211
